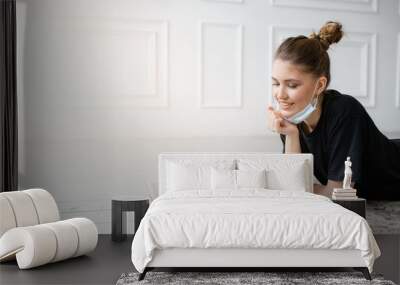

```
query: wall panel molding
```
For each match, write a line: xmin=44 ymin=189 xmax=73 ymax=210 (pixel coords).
xmin=64 ymin=18 xmax=169 ymax=108
xmin=199 ymin=21 xmax=243 ymax=108
xmin=270 ymin=0 xmax=378 ymax=14
xmin=332 ymin=31 xmax=377 ymax=107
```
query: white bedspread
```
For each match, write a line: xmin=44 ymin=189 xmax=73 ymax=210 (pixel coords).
xmin=131 ymin=189 xmax=380 ymax=273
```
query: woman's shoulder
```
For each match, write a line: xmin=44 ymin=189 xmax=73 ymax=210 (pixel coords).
xmin=323 ymin=89 xmax=365 ymax=118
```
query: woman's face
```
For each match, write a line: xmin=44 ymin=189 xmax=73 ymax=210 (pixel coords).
xmin=271 ymin=58 xmax=324 ymax=117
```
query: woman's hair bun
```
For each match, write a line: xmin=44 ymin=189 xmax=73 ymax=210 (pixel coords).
xmin=309 ymin=21 xmax=343 ymax=51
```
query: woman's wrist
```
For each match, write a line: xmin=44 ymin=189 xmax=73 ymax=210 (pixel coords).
xmin=284 ymin=128 xmax=301 ymax=153
xmin=285 ymin=127 xmax=299 ymax=137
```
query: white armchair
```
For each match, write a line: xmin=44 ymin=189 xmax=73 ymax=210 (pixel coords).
xmin=0 ymin=188 xmax=98 ymax=269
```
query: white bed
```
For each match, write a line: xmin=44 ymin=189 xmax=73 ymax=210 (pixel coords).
xmin=131 ymin=153 xmax=380 ymax=281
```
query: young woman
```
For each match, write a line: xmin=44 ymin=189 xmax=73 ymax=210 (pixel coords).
xmin=268 ymin=21 xmax=400 ymax=200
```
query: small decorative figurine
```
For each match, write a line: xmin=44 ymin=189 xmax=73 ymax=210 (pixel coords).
xmin=342 ymin=156 xmax=352 ymax=189
xmin=332 ymin=156 xmax=358 ymax=200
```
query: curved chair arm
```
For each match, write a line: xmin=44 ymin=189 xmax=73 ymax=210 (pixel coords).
xmin=0 ymin=218 xmax=98 ymax=269
xmin=0 ymin=226 xmax=57 ymax=269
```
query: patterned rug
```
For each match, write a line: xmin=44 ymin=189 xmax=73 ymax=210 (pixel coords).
xmin=116 ymin=271 xmax=396 ymax=285
xmin=366 ymin=201 xmax=400 ymax=234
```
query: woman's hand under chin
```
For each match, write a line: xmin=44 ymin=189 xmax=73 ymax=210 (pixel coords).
xmin=267 ymin=106 xmax=299 ymax=136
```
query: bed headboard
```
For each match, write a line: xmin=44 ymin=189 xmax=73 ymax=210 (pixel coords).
xmin=158 ymin=152 xmax=313 ymax=195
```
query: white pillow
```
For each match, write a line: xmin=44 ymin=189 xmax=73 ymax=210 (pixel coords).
xmin=211 ymin=168 xmax=236 ymax=190
xmin=166 ymin=160 xmax=236 ymax=192
xmin=211 ymin=168 xmax=268 ymax=190
xmin=236 ymin=169 xmax=267 ymax=188
xmin=237 ymin=159 xmax=309 ymax=192
xmin=167 ymin=162 xmax=211 ymax=191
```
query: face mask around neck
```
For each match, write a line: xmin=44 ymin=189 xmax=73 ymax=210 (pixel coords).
xmin=276 ymin=82 xmax=320 ymax=125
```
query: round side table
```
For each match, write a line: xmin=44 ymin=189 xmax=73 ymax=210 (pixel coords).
xmin=111 ymin=196 xmax=150 ymax=242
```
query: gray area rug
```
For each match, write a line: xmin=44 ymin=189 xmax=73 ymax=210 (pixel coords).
xmin=366 ymin=201 xmax=400 ymax=234
xmin=116 ymin=271 xmax=396 ymax=285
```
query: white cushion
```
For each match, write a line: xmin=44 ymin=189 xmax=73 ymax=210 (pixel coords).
xmin=167 ymin=162 xmax=211 ymax=191
xmin=236 ymin=169 xmax=267 ymax=188
xmin=65 ymin=218 xmax=98 ymax=257
xmin=24 ymin=189 xmax=60 ymax=223
xmin=211 ymin=168 xmax=236 ymax=190
xmin=0 ymin=189 xmax=98 ymax=269
xmin=0 ymin=226 xmax=57 ymax=269
xmin=166 ymin=160 xmax=235 ymax=191
xmin=0 ymin=196 xmax=17 ymax=237
xmin=211 ymin=168 xmax=268 ymax=190
xmin=0 ymin=189 xmax=60 ymax=236
xmin=0 ymin=218 xmax=98 ymax=269
xmin=0 ymin=192 xmax=39 ymax=227
xmin=237 ymin=159 xmax=309 ymax=192
xmin=42 ymin=221 xmax=79 ymax=262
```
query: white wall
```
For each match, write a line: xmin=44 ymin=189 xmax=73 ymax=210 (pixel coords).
xmin=16 ymin=0 xmax=400 ymax=233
